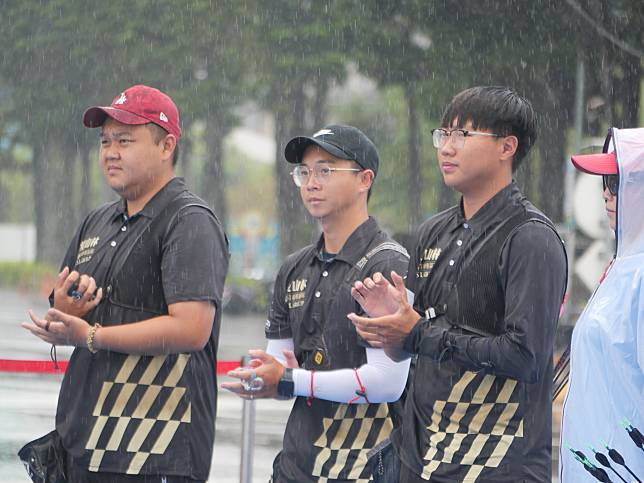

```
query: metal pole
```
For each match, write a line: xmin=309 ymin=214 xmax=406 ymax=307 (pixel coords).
xmin=561 ymin=56 xmax=585 ymax=325
xmin=239 ymin=355 xmax=255 ymax=483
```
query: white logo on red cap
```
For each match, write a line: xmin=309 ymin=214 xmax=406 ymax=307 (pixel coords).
xmin=159 ymin=112 xmax=169 ymax=122
xmin=114 ymin=93 xmax=127 ymax=105
xmin=313 ymin=129 xmax=333 ymax=137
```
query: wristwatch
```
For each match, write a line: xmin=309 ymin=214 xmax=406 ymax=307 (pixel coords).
xmin=277 ymin=367 xmax=295 ymax=399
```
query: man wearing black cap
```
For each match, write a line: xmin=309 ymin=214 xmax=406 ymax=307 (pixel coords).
xmin=23 ymin=85 xmax=229 ymax=482
xmin=223 ymin=125 xmax=411 ymax=482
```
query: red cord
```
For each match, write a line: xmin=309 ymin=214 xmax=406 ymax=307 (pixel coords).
xmin=307 ymin=370 xmax=314 ymax=407
xmin=0 ymin=359 xmax=238 ymax=375
xmin=598 ymin=259 xmax=614 ymax=284
xmin=348 ymin=368 xmax=369 ymax=404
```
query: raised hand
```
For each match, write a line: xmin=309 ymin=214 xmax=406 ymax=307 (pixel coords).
xmin=52 ymin=267 xmax=103 ymax=318
xmin=348 ymin=272 xmax=420 ymax=361
xmin=351 ymin=271 xmax=401 ymax=317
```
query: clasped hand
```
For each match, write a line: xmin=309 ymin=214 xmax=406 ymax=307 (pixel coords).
xmin=52 ymin=266 xmax=103 ymax=317
xmin=348 ymin=271 xmax=420 ymax=360
xmin=221 ymin=349 xmax=299 ymax=399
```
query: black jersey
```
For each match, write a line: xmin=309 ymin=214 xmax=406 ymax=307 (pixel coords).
xmin=393 ymin=183 xmax=567 ymax=482
xmin=53 ymin=178 xmax=229 ymax=480
xmin=266 ymin=217 xmax=409 ymax=482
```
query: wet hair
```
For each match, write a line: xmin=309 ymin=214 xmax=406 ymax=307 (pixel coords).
xmin=441 ymin=86 xmax=536 ymax=170
xmin=146 ymin=123 xmax=180 ymax=166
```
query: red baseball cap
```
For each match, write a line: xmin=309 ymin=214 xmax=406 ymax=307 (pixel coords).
xmin=83 ymin=85 xmax=181 ymax=139
xmin=570 ymin=152 xmax=617 ymax=175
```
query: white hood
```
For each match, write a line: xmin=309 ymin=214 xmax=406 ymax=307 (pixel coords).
xmin=616 ymin=127 xmax=644 ymax=258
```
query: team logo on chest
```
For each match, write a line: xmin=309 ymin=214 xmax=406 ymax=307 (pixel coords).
xmin=417 ymin=247 xmax=442 ymax=278
xmin=76 ymin=236 xmax=100 ymax=266
xmin=286 ymin=278 xmax=307 ymax=308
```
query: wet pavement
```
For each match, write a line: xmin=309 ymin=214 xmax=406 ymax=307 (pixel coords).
xmin=0 ymin=289 xmax=289 ymax=482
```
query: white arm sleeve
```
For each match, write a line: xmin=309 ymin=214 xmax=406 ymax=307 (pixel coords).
xmin=264 ymin=339 xmax=410 ymax=403
xmin=294 ymin=348 xmax=410 ymax=403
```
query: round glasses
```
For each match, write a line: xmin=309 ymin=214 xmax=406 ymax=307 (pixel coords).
xmin=602 ymin=174 xmax=619 ymax=196
xmin=290 ymin=163 xmax=362 ymax=187
xmin=431 ymin=128 xmax=502 ymax=149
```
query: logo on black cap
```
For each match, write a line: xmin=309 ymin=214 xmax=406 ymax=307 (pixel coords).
xmin=284 ymin=124 xmax=379 ymax=177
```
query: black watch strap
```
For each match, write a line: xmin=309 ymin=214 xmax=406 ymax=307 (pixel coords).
xmin=277 ymin=367 xmax=295 ymax=399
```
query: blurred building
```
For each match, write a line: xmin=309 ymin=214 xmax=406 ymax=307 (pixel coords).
xmin=0 ymin=224 xmax=35 ymax=262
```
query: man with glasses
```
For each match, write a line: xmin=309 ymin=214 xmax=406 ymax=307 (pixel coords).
xmin=349 ymin=87 xmax=567 ymax=481
xmin=223 ymin=125 xmax=411 ymax=482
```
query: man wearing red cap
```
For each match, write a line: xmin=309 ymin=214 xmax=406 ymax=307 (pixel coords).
xmin=23 ymin=85 xmax=229 ymax=482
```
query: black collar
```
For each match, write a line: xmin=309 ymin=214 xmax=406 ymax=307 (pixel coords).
xmin=111 ymin=177 xmax=187 ymax=222
xmin=454 ymin=181 xmax=524 ymax=234
xmin=313 ymin=217 xmax=381 ymax=265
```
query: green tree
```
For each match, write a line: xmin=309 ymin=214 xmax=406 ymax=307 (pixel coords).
xmin=243 ymin=1 xmax=353 ymax=257
xmin=0 ymin=0 xmax=249 ymax=262
xmin=410 ymin=0 xmax=579 ymax=221
xmin=571 ymin=0 xmax=644 ymax=130
xmin=165 ymin=0 xmax=248 ymax=225
xmin=1 ymin=0 xmax=111 ymax=262
xmin=352 ymin=1 xmax=438 ymax=227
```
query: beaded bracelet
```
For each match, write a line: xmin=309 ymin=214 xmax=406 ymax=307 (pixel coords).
xmin=87 ymin=323 xmax=102 ymax=354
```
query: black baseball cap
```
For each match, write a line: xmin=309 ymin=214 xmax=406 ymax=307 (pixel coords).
xmin=284 ymin=124 xmax=379 ymax=177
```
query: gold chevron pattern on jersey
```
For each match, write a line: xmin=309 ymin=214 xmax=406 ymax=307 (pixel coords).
xmin=420 ymin=371 xmax=524 ymax=481
xmin=85 ymin=354 xmax=192 ymax=474
xmin=311 ymin=402 xmax=393 ymax=482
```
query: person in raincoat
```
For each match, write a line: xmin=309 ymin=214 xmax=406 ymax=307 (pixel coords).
xmin=560 ymin=127 xmax=644 ymax=482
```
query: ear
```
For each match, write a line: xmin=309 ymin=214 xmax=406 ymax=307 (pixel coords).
xmin=499 ymin=135 xmax=518 ymax=163
xmin=161 ymin=134 xmax=177 ymax=164
xmin=358 ymin=169 xmax=375 ymax=193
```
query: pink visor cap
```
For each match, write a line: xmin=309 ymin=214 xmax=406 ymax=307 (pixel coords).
xmin=570 ymin=152 xmax=617 ymax=175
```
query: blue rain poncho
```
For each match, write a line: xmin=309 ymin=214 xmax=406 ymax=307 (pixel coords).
xmin=560 ymin=127 xmax=644 ymax=481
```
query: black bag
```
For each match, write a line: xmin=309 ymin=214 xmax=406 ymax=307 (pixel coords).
xmin=18 ymin=430 xmax=67 ymax=483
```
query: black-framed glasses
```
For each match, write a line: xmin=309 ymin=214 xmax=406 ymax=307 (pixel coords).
xmin=290 ymin=163 xmax=362 ymax=187
xmin=602 ymin=174 xmax=619 ymax=196
xmin=431 ymin=128 xmax=502 ymax=149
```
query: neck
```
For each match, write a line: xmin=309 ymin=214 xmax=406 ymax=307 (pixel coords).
xmin=125 ymin=173 xmax=174 ymax=216
xmin=461 ymin=175 xmax=511 ymax=219
xmin=319 ymin=206 xmax=369 ymax=254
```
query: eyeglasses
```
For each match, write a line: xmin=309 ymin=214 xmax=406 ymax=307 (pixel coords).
xmin=602 ymin=174 xmax=619 ymax=196
xmin=431 ymin=128 xmax=502 ymax=149
xmin=290 ymin=163 xmax=362 ymax=187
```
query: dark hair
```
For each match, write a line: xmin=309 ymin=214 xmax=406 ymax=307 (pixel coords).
xmin=147 ymin=123 xmax=180 ymax=166
xmin=441 ymin=86 xmax=536 ymax=170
